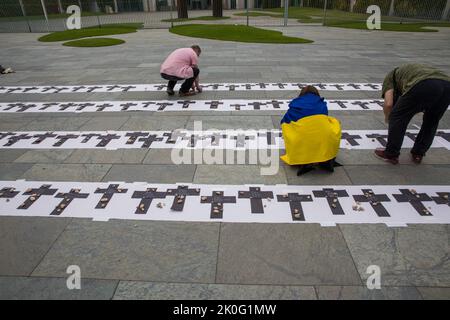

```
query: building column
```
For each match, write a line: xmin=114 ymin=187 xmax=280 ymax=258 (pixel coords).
xmin=248 ymin=0 xmax=254 ymax=9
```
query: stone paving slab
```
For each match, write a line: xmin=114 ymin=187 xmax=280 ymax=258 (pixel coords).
xmin=32 ymin=220 xmax=220 ymax=283
xmin=102 ymin=164 xmax=196 ymax=183
xmin=25 ymin=117 xmax=91 ymax=131
xmin=0 ymin=217 xmax=71 ymax=276
xmin=344 ymin=165 xmax=450 ymax=185
xmin=0 ymin=163 xmax=34 ymax=180
xmin=284 ymin=165 xmax=353 ymax=186
xmin=113 ymin=281 xmax=317 ymax=300
xmin=119 ymin=115 xmax=189 ymax=131
xmin=0 ymin=276 xmax=117 ymax=300
xmin=193 ymin=165 xmax=287 ymax=185
xmin=0 ymin=118 xmax=34 ymax=131
xmin=339 ymin=224 xmax=450 ymax=287
xmin=21 ymin=164 xmax=111 ymax=182
xmin=417 ymin=287 xmax=450 ymax=300
xmin=216 ymin=223 xmax=362 ymax=286
xmin=186 ymin=115 xmax=275 ymax=130
xmin=14 ymin=150 xmax=74 ymax=164
xmin=315 ymin=286 xmax=422 ymax=300
xmin=0 ymin=150 xmax=28 ymax=163
xmin=78 ymin=116 xmax=131 ymax=131
xmin=64 ymin=150 xmax=149 ymax=164
xmin=337 ymin=149 xmax=450 ymax=166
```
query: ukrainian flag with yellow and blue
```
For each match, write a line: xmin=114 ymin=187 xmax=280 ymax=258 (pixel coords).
xmin=280 ymin=93 xmax=342 ymax=165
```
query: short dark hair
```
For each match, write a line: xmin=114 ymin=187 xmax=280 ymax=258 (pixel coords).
xmin=299 ymin=85 xmax=320 ymax=97
xmin=191 ymin=45 xmax=201 ymax=53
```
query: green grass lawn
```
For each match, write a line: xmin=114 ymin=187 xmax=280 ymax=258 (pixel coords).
xmin=38 ymin=23 xmax=141 ymax=42
xmin=162 ymin=16 xmax=230 ymax=23
xmin=233 ymin=12 xmax=283 ymax=18
xmin=169 ymin=24 xmax=313 ymax=44
xmin=325 ymin=20 xmax=450 ymax=32
xmin=62 ymin=37 xmax=125 ymax=47
xmin=257 ymin=7 xmax=450 ymax=31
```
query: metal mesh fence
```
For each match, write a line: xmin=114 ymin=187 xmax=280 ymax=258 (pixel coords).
xmin=0 ymin=0 xmax=449 ymax=32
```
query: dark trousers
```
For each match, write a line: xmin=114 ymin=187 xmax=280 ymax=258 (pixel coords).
xmin=161 ymin=67 xmax=200 ymax=93
xmin=386 ymin=79 xmax=450 ymax=157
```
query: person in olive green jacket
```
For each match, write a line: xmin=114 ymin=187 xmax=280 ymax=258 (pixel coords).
xmin=375 ymin=64 xmax=450 ymax=164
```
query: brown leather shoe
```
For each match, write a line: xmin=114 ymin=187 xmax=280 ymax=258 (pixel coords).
xmin=411 ymin=153 xmax=423 ymax=164
xmin=374 ymin=148 xmax=399 ymax=165
xmin=179 ymin=90 xmax=196 ymax=97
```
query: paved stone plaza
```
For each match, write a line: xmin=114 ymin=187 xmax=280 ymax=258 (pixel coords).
xmin=0 ymin=25 xmax=449 ymax=300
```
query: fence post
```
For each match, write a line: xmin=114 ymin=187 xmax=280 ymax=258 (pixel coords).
xmin=388 ymin=0 xmax=395 ymax=16
xmin=40 ymin=0 xmax=50 ymax=32
xmin=283 ymin=0 xmax=288 ymax=26
xmin=18 ymin=0 xmax=32 ymax=32
xmin=246 ymin=0 xmax=249 ymax=26
xmin=323 ymin=0 xmax=328 ymax=26
xmin=170 ymin=0 xmax=174 ymax=28
xmin=95 ymin=0 xmax=101 ymax=28
xmin=442 ymin=0 xmax=450 ymax=21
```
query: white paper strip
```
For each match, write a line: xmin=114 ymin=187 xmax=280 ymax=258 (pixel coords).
xmin=0 ymin=181 xmax=448 ymax=227
xmin=1 ymin=130 xmax=449 ymax=150
xmin=0 ymin=82 xmax=382 ymax=94
xmin=0 ymin=99 xmax=390 ymax=113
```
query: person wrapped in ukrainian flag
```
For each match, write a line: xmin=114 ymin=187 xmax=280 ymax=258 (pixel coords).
xmin=280 ymin=85 xmax=342 ymax=175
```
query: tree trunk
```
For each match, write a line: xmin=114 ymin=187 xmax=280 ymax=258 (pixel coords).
xmin=57 ymin=0 xmax=64 ymax=13
xmin=442 ymin=0 xmax=450 ymax=21
xmin=177 ymin=0 xmax=188 ymax=19
xmin=89 ymin=1 xmax=100 ymax=13
xmin=388 ymin=0 xmax=395 ymax=16
xmin=349 ymin=0 xmax=356 ymax=12
xmin=212 ymin=0 xmax=223 ymax=17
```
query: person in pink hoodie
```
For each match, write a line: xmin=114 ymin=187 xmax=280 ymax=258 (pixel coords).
xmin=160 ymin=45 xmax=202 ymax=97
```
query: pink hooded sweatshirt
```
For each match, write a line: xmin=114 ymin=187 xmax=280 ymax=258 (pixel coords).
xmin=160 ymin=48 xmax=198 ymax=79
